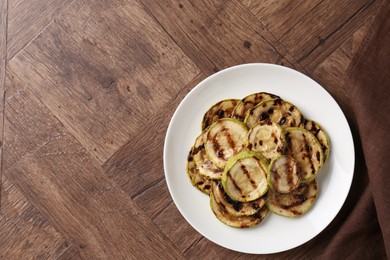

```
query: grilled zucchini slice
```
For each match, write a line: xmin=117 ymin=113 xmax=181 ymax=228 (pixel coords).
xmin=247 ymin=120 xmax=285 ymax=161
xmin=187 ymin=151 xmax=212 ymax=195
xmin=268 ymin=155 xmax=301 ymax=193
xmin=221 ymin=151 xmax=268 ymax=202
xmin=285 ymin=127 xmax=324 ymax=181
xmin=232 ymin=92 xmax=280 ymax=121
xmin=192 ymin=130 xmax=223 ymax=179
xmin=266 ymin=179 xmax=318 ymax=218
xmin=245 ymin=98 xmax=303 ymax=129
xmin=210 ymin=188 xmax=269 ymax=228
xmin=304 ymin=119 xmax=330 ymax=162
xmin=205 ymin=119 xmax=248 ymax=169
xmin=202 ymin=99 xmax=240 ymax=130
xmin=211 ymin=181 xmax=266 ymax=217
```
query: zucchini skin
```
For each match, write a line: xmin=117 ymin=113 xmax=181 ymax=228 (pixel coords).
xmin=247 ymin=120 xmax=286 ymax=161
xmin=266 ymin=179 xmax=318 ymax=218
xmin=304 ymin=119 xmax=331 ymax=163
xmin=268 ymin=155 xmax=301 ymax=194
xmin=212 ymin=181 xmax=266 ymax=217
xmin=192 ymin=128 xmax=223 ymax=179
xmin=244 ymin=98 xmax=304 ymax=130
xmin=186 ymin=150 xmax=213 ymax=195
xmin=284 ymin=127 xmax=324 ymax=182
xmin=232 ymin=92 xmax=280 ymax=121
xmin=188 ymin=92 xmax=331 ymax=225
xmin=221 ymin=151 xmax=269 ymax=202
xmin=205 ymin=118 xmax=248 ymax=169
xmin=202 ymin=99 xmax=240 ymax=130
xmin=210 ymin=187 xmax=269 ymax=228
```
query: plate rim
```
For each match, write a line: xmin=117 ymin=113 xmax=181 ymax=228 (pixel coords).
xmin=163 ymin=62 xmax=355 ymax=254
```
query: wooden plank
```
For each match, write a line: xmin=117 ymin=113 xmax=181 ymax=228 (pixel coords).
xmin=6 ymin=0 xmax=74 ymax=60
xmin=243 ymin=0 xmax=380 ymax=71
xmin=103 ymin=73 xmax=204 ymax=196
xmin=241 ymin=0 xmax=323 ymax=40
xmin=153 ymin=202 xmax=203 ymax=253
xmin=133 ymin=179 xmax=172 ymax=220
xmin=140 ymin=0 xmax=298 ymax=72
xmin=311 ymin=48 xmax=354 ymax=119
xmin=311 ymin=14 xmax=379 ymax=120
xmin=7 ymin=0 xmax=200 ymax=163
xmin=2 ymin=81 xmax=184 ymax=259
xmin=0 ymin=0 xmax=7 ymax=209
xmin=0 ymin=175 xmax=75 ymax=259
xmin=133 ymin=179 xmax=203 ymax=253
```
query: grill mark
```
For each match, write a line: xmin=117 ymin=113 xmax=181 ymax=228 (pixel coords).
xmin=219 ymin=182 xmax=243 ymax=212
xmin=244 ymin=100 xmax=255 ymax=106
xmin=279 ymin=116 xmax=286 ymax=125
xmin=251 ymin=201 xmax=260 ymax=211
xmin=222 ymin=126 xmax=236 ymax=152
xmin=302 ymin=133 xmax=315 ymax=177
xmin=260 ymin=112 xmax=269 ymax=121
xmin=286 ymin=157 xmax=296 ymax=191
xmin=272 ymin=132 xmax=278 ymax=144
xmin=273 ymin=98 xmax=283 ymax=105
xmin=193 ymin=144 xmax=204 ymax=155
xmin=316 ymin=151 xmax=321 ymax=162
xmin=217 ymin=200 xmax=228 ymax=214
xmin=212 ymin=136 xmax=225 ymax=160
xmin=271 ymin=165 xmax=281 ymax=191
xmin=227 ymin=172 xmax=242 ymax=194
xmin=236 ymin=115 xmax=244 ymax=121
xmin=241 ymin=163 xmax=257 ymax=189
xmin=216 ymin=109 xmax=225 ymax=118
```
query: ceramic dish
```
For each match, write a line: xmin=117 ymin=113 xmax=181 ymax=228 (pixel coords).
xmin=163 ymin=63 xmax=354 ymax=254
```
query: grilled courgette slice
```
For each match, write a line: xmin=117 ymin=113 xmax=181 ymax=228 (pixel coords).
xmin=211 ymin=181 xmax=266 ymax=217
xmin=245 ymin=98 xmax=303 ymax=129
xmin=202 ymin=99 xmax=240 ymax=130
xmin=210 ymin=187 xmax=269 ymax=228
xmin=232 ymin=92 xmax=280 ymax=121
xmin=247 ymin=120 xmax=285 ymax=161
xmin=205 ymin=118 xmax=248 ymax=169
xmin=285 ymin=127 xmax=324 ymax=181
xmin=192 ymin=130 xmax=223 ymax=179
xmin=266 ymin=179 xmax=318 ymax=218
xmin=268 ymin=155 xmax=301 ymax=193
xmin=186 ymin=150 xmax=212 ymax=195
xmin=304 ymin=119 xmax=330 ymax=163
xmin=221 ymin=151 xmax=268 ymax=202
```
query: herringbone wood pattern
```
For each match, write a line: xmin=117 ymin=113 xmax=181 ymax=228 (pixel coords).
xmin=0 ymin=0 xmax=381 ymax=258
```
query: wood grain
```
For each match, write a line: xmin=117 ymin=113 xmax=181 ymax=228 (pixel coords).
xmin=103 ymin=73 xmax=204 ymax=197
xmin=243 ymin=0 xmax=380 ymax=70
xmin=7 ymin=0 xmax=199 ymax=163
xmin=0 ymin=0 xmax=384 ymax=258
xmin=3 ymin=80 xmax=184 ymax=259
xmin=0 ymin=0 xmax=7 ymax=210
xmin=141 ymin=0 xmax=299 ymax=72
xmin=7 ymin=0 xmax=74 ymax=60
xmin=0 ymin=175 xmax=75 ymax=259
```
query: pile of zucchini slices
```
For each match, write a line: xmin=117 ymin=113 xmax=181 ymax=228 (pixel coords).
xmin=187 ymin=92 xmax=330 ymax=228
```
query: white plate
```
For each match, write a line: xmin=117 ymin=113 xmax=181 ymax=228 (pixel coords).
xmin=163 ymin=63 xmax=354 ymax=254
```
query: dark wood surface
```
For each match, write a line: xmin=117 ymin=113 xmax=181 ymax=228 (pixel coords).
xmin=0 ymin=0 xmax=381 ymax=258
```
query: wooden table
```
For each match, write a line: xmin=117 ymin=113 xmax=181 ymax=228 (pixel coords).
xmin=0 ymin=0 xmax=381 ymax=258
